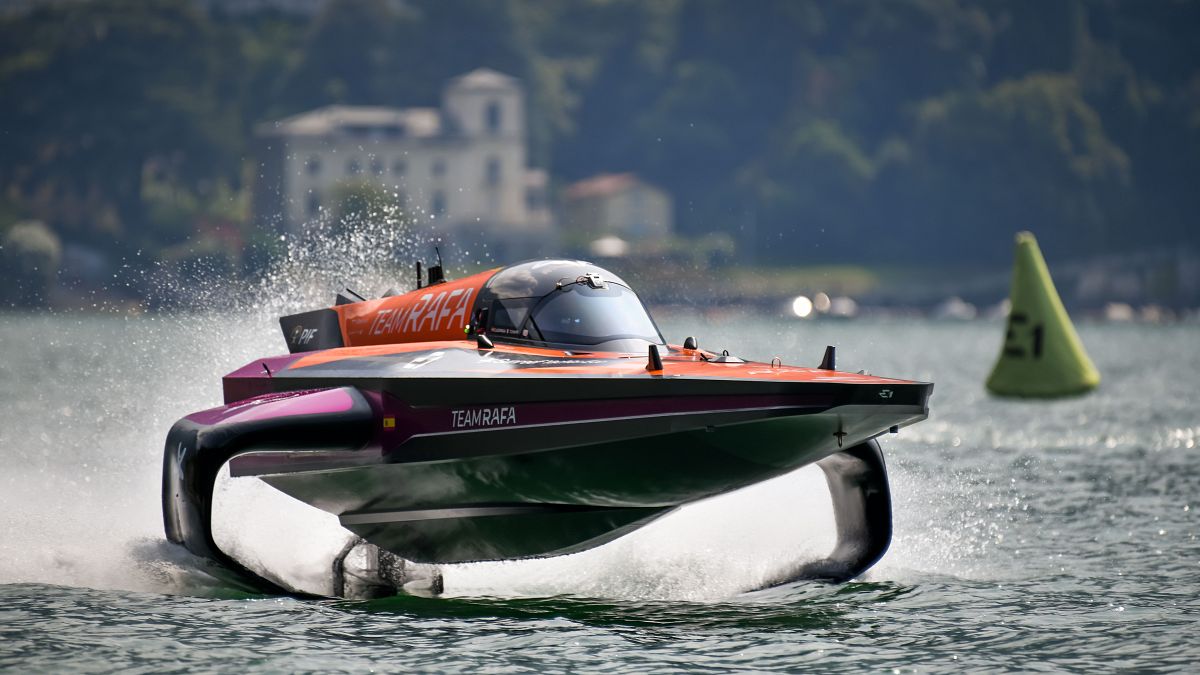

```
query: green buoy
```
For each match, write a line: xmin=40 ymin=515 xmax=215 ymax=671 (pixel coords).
xmin=986 ymin=231 xmax=1100 ymax=397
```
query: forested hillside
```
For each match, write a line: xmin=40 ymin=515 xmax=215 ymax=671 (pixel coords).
xmin=1 ymin=0 xmax=1197 ymax=285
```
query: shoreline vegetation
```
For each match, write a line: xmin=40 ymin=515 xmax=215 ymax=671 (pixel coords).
xmin=2 ymin=0 xmax=1198 ymax=312
xmin=9 ymin=257 xmax=1196 ymax=325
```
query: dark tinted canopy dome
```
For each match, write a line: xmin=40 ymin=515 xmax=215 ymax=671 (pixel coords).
xmin=476 ymin=259 xmax=663 ymax=351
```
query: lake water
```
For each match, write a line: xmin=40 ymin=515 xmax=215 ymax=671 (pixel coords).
xmin=1 ymin=311 xmax=1197 ymax=672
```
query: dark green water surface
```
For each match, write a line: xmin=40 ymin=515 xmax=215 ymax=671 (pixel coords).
xmin=1 ymin=314 xmax=1197 ymax=672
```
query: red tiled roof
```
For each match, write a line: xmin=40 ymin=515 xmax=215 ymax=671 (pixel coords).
xmin=563 ymin=173 xmax=639 ymax=200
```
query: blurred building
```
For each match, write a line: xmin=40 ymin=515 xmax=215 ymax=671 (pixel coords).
xmin=254 ymin=68 xmax=553 ymax=256
xmin=561 ymin=173 xmax=673 ymax=243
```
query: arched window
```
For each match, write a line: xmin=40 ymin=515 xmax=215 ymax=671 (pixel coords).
xmin=370 ymin=157 xmax=384 ymax=176
xmin=306 ymin=192 xmax=321 ymax=216
xmin=305 ymin=155 xmax=322 ymax=175
xmin=431 ymin=190 xmax=447 ymax=216
xmin=485 ymin=100 xmax=502 ymax=134
xmin=346 ymin=158 xmax=362 ymax=175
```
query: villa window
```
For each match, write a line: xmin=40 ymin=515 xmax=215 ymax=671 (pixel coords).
xmin=346 ymin=158 xmax=362 ymax=175
xmin=485 ymin=156 xmax=501 ymax=187
xmin=306 ymin=192 xmax=321 ymax=216
xmin=305 ymin=155 xmax=321 ymax=175
xmin=392 ymin=159 xmax=406 ymax=176
xmin=432 ymin=190 xmax=447 ymax=217
xmin=485 ymin=100 xmax=502 ymax=134
xmin=370 ymin=157 xmax=384 ymax=176
xmin=432 ymin=158 xmax=446 ymax=178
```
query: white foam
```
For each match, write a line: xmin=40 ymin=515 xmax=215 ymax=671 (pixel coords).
xmin=442 ymin=467 xmax=837 ymax=601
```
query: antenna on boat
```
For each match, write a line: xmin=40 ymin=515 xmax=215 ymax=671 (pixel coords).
xmin=335 ymin=287 xmax=367 ymax=305
xmin=818 ymin=345 xmax=836 ymax=370
xmin=415 ymin=247 xmax=446 ymax=290
xmin=427 ymin=246 xmax=446 ymax=286
xmin=646 ymin=344 xmax=664 ymax=372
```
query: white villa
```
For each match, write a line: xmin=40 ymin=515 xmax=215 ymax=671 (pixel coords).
xmin=254 ymin=68 xmax=553 ymax=255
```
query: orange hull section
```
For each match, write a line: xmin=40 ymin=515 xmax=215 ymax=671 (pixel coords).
xmin=288 ymin=339 xmax=913 ymax=385
xmin=334 ymin=269 xmax=498 ymax=347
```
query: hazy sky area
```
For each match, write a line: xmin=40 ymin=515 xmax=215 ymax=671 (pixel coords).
xmin=1 ymin=0 xmax=1198 ymax=309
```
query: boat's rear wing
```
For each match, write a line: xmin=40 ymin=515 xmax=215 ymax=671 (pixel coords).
xmin=277 ymin=269 xmax=499 ymax=354
xmin=279 ymin=308 xmax=344 ymax=353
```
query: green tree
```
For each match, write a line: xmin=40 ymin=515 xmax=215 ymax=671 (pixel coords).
xmin=740 ymin=119 xmax=875 ymax=261
xmin=278 ymin=0 xmax=402 ymax=109
xmin=0 ymin=221 xmax=62 ymax=307
xmin=0 ymin=0 xmax=233 ymax=253
xmin=887 ymin=74 xmax=1131 ymax=261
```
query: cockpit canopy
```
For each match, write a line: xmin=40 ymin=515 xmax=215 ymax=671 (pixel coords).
xmin=476 ymin=259 xmax=664 ymax=352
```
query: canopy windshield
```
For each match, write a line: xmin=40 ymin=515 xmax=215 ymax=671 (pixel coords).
xmin=487 ymin=282 xmax=663 ymax=350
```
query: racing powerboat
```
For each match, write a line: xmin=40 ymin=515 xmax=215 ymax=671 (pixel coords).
xmin=163 ymin=259 xmax=932 ymax=595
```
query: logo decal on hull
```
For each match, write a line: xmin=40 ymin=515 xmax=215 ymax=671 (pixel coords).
xmin=290 ymin=326 xmax=319 ymax=345
xmin=403 ymin=351 xmax=446 ymax=370
xmin=366 ymin=288 xmax=474 ymax=337
xmin=878 ymin=388 xmax=894 ymax=399
xmin=451 ymin=406 xmax=517 ymax=429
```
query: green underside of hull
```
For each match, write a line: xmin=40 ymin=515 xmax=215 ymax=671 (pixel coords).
xmin=347 ymin=506 xmax=672 ymax=564
xmin=258 ymin=409 xmax=910 ymax=563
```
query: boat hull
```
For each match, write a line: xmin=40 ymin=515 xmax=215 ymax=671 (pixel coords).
xmin=270 ymin=409 xmax=911 ymax=563
xmin=163 ymin=343 xmax=931 ymax=591
xmin=219 ymin=382 xmax=924 ymax=564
